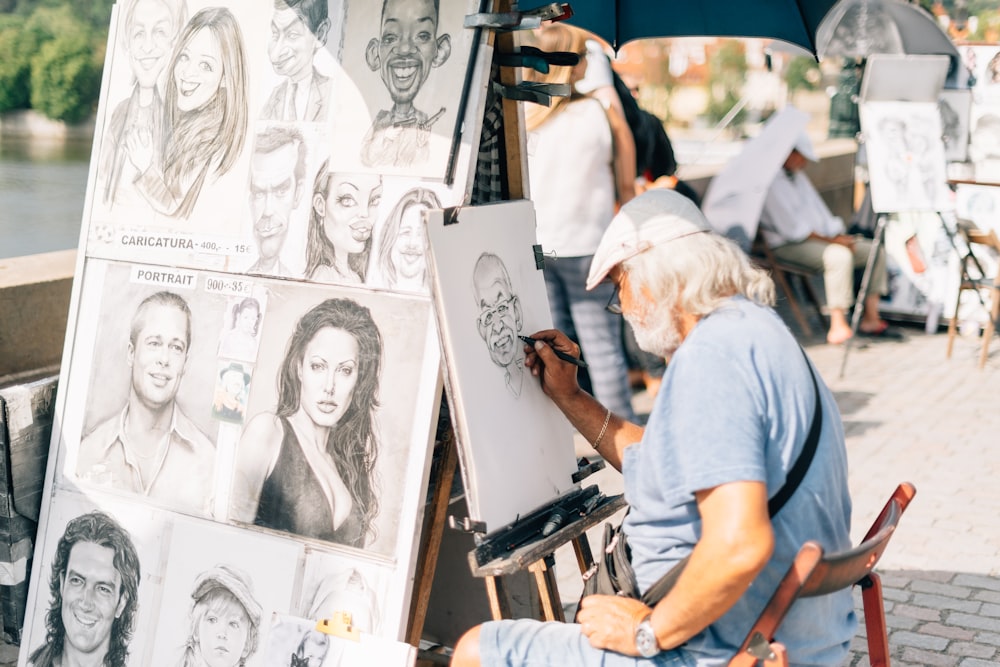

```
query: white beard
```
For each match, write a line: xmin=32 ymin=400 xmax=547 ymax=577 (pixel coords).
xmin=625 ymin=304 xmax=683 ymax=360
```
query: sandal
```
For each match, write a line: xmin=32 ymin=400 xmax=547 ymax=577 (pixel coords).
xmin=859 ymin=321 xmax=903 ymax=340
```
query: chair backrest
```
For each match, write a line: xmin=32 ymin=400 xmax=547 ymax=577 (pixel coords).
xmin=729 ymin=482 xmax=916 ymax=667
xmin=800 ymin=482 xmax=915 ymax=598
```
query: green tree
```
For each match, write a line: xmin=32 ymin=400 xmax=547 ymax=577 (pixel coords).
xmin=30 ymin=30 xmax=100 ymax=122
xmin=0 ymin=15 xmax=38 ymax=111
xmin=785 ymin=56 xmax=821 ymax=93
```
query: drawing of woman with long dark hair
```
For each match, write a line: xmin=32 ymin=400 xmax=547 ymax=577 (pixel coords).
xmin=231 ymin=298 xmax=382 ymax=548
xmin=127 ymin=6 xmax=249 ymax=219
xmin=305 ymin=160 xmax=383 ymax=284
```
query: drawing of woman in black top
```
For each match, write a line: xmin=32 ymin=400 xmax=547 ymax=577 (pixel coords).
xmin=230 ymin=298 xmax=382 ymax=547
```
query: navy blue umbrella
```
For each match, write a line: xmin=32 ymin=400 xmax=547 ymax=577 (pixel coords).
xmin=564 ymin=0 xmax=840 ymax=56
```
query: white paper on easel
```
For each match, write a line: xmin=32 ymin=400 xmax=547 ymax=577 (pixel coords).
xmin=860 ymin=100 xmax=953 ymax=214
xmin=425 ymin=200 xmax=579 ymax=533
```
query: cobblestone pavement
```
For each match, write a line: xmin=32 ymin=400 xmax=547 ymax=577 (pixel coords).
xmin=556 ymin=325 xmax=1000 ymax=666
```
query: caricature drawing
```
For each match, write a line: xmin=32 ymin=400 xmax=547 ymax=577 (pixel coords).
xmin=376 ymin=187 xmax=440 ymax=293
xmin=261 ymin=0 xmax=332 ymax=122
xmin=28 ymin=512 xmax=141 ymax=667
xmin=77 ymin=291 xmax=216 ymax=516
xmin=361 ymin=0 xmax=451 ymax=168
xmin=100 ymin=0 xmax=188 ymax=209
xmin=126 ymin=6 xmax=249 ymax=219
xmin=177 ymin=564 xmax=262 ymax=667
xmin=288 ymin=629 xmax=329 ymax=667
xmin=472 ymin=253 xmax=524 ymax=398
xmin=246 ymin=126 xmax=307 ymax=278
xmin=212 ymin=362 xmax=251 ymax=424
xmin=305 ymin=161 xmax=383 ymax=283
xmin=231 ymin=298 xmax=383 ymax=548
xmin=218 ymin=296 xmax=262 ymax=361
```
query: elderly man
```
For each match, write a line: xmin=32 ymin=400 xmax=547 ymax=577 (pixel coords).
xmin=78 ymin=291 xmax=215 ymax=515
xmin=473 ymin=252 xmax=524 ymax=398
xmin=452 ymin=190 xmax=855 ymax=666
xmin=29 ymin=511 xmax=141 ymax=667
xmin=760 ymin=134 xmax=899 ymax=345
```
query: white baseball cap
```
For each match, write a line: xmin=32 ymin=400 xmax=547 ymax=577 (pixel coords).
xmin=794 ymin=131 xmax=818 ymax=162
xmin=585 ymin=189 xmax=710 ymax=290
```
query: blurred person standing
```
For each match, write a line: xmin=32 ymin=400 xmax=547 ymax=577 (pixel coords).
xmin=524 ymin=23 xmax=637 ymax=421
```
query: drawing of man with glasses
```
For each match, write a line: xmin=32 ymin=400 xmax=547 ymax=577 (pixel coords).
xmin=472 ymin=252 xmax=524 ymax=398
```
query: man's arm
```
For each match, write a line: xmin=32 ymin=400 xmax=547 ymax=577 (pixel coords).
xmin=523 ymin=330 xmax=643 ymax=471
xmin=576 ymin=480 xmax=774 ymax=654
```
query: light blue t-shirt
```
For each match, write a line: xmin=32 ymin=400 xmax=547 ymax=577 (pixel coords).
xmin=622 ymin=297 xmax=856 ymax=666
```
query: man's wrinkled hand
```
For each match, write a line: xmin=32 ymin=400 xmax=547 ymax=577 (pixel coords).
xmin=575 ymin=594 xmax=653 ymax=655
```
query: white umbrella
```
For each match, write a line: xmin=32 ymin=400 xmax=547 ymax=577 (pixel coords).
xmin=701 ymin=106 xmax=811 ymax=250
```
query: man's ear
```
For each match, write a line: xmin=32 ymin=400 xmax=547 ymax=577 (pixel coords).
xmin=513 ymin=295 xmax=523 ymax=331
xmin=365 ymin=38 xmax=380 ymax=72
xmin=115 ymin=591 xmax=127 ymax=619
xmin=315 ymin=18 xmax=331 ymax=48
xmin=432 ymin=34 xmax=451 ymax=68
xmin=312 ymin=192 xmax=326 ymax=220
xmin=126 ymin=342 xmax=135 ymax=369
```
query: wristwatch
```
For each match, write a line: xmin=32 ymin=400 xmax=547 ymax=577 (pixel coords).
xmin=634 ymin=615 xmax=660 ymax=658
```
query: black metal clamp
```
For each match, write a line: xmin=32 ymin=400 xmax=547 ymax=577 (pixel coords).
xmin=464 ymin=3 xmax=572 ymax=31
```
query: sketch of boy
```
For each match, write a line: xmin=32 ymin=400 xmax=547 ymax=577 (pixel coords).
xmin=261 ymin=0 xmax=332 ymax=122
xmin=361 ymin=0 xmax=451 ymax=168
xmin=473 ymin=253 xmax=524 ymax=398
xmin=100 ymin=0 xmax=187 ymax=208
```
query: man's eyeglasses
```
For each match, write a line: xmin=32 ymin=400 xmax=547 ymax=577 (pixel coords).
xmin=478 ymin=296 xmax=515 ymax=329
xmin=606 ymin=289 xmax=622 ymax=315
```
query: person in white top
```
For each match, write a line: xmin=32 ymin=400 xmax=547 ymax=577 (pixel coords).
xmin=760 ymin=138 xmax=899 ymax=345
xmin=523 ymin=23 xmax=636 ymax=421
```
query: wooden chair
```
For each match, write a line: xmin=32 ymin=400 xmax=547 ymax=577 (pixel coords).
xmin=946 ymin=224 xmax=1000 ymax=369
xmin=751 ymin=230 xmax=827 ymax=337
xmin=729 ymin=482 xmax=917 ymax=667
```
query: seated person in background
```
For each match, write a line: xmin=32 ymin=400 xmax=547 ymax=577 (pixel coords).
xmin=452 ymin=189 xmax=855 ymax=667
xmin=761 ymin=134 xmax=900 ymax=344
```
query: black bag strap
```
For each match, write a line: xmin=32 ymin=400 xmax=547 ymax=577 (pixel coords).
xmin=767 ymin=347 xmax=822 ymax=517
xmin=641 ymin=345 xmax=822 ymax=605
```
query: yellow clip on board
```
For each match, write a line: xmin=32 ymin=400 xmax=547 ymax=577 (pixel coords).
xmin=315 ymin=611 xmax=360 ymax=642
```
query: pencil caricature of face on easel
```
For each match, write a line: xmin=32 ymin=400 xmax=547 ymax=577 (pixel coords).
xmin=473 ymin=253 xmax=525 ymax=398
xmin=361 ymin=0 xmax=451 ymax=168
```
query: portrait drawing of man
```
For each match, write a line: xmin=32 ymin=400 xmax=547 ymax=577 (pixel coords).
xmin=473 ymin=252 xmax=524 ymax=398
xmin=28 ymin=511 xmax=141 ymax=667
xmin=77 ymin=291 xmax=216 ymax=516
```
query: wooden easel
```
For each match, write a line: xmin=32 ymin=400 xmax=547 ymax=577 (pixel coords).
xmin=404 ymin=1 xmax=623 ymax=649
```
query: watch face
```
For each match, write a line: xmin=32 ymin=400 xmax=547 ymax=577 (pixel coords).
xmin=636 ymin=619 xmax=659 ymax=658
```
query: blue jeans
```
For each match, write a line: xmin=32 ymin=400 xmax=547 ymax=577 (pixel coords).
xmin=479 ymin=620 xmax=695 ymax=666
xmin=543 ymin=255 xmax=636 ymax=422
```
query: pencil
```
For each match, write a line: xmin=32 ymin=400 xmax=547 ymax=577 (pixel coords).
xmin=518 ymin=335 xmax=589 ymax=368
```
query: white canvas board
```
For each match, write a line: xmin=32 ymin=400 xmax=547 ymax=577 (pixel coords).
xmin=262 ymin=613 xmax=415 ymax=667
xmin=426 ymin=200 xmax=579 ymax=533
xmin=330 ymin=0 xmax=481 ymax=177
xmin=148 ymin=517 xmax=301 ymax=667
xmin=295 ymin=549 xmax=393 ymax=636
xmin=859 ymin=54 xmax=949 ymax=103
xmin=969 ymin=103 xmax=1000 ymax=182
xmin=20 ymin=492 xmax=167 ymax=667
xmin=952 ymin=183 xmax=1000 ymax=324
xmin=939 ymin=88 xmax=972 ymax=163
xmin=860 ymin=101 xmax=952 ymax=214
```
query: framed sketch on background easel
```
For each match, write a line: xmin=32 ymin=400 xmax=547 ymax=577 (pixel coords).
xmin=857 ymin=54 xmax=958 ymax=324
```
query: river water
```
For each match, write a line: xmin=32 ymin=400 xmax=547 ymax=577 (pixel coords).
xmin=0 ymin=136 xmax=92 ymax=260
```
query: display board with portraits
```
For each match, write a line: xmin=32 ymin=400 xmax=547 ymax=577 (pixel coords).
xmin=21 ymin=1 xmax=492 ymax=666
